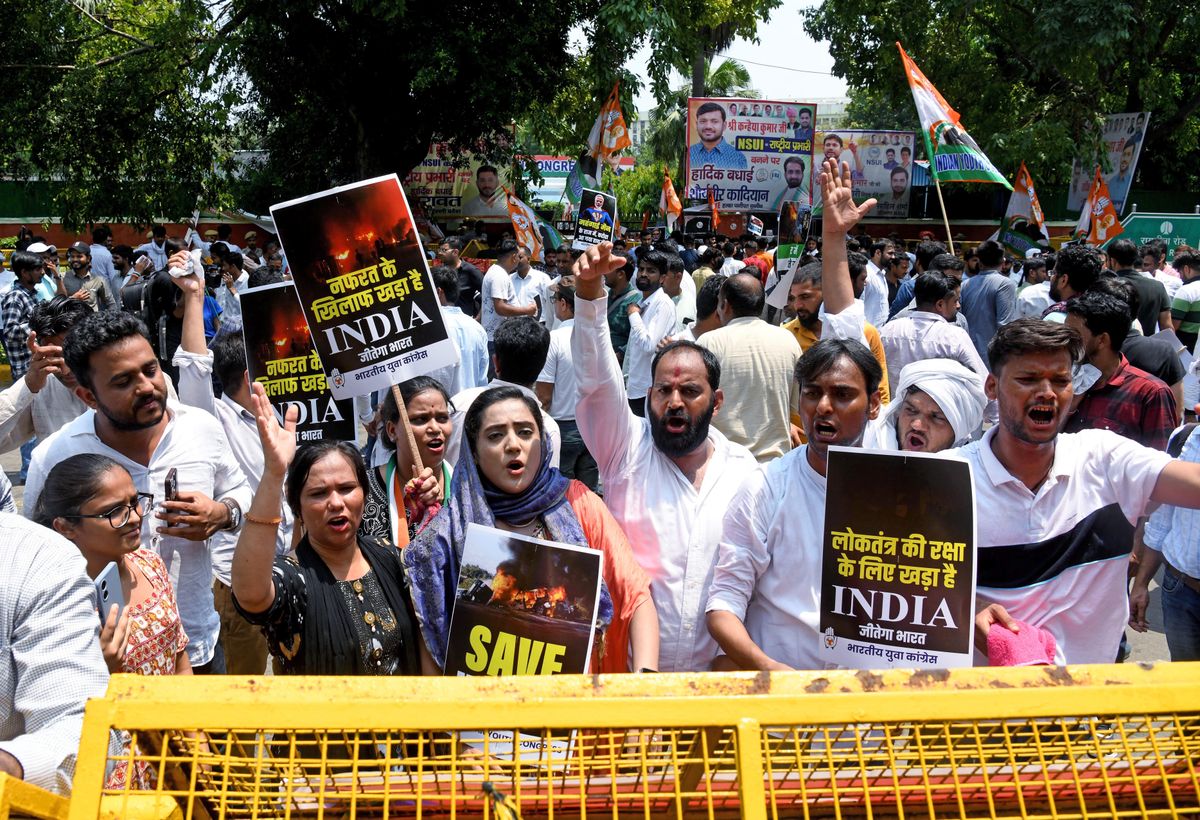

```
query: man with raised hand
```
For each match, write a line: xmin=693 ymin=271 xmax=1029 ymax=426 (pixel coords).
xmin=570 ymin=239 xmax=757 ymax=672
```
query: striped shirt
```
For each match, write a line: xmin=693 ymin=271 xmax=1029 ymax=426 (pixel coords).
xmin=1170 ymin=279 xmax=1200 ymax=351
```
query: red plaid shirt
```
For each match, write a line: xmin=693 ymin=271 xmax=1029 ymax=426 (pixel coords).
xmin=1064 ymin=356 xmax=1177 ymax=450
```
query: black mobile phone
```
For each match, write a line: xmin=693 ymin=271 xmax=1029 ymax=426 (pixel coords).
xmin=164 ymin=467 xmax=178 ymax=502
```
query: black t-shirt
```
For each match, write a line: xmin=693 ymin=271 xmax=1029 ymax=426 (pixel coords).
xmin=1122 ymin=330 xmax=1186 ymax=388
xmin=455 ymin=261 xmax=483 ymax=317
xmin=1118 ymin=270 xmax=1170 ymax=334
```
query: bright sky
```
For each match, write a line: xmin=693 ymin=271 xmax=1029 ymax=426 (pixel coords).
xmin=623 ymin=0 xmax=849 ymax=117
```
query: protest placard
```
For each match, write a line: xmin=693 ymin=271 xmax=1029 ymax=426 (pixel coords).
xmin=270 ymin=174 xmax=457 ymax=401
xmin=685 ymin=98 xmax=816 ymax=212
xmin=818 ymin=447 xmax=977 ymax=668
xmin=812 ymin=130 xmax=917 ymax=218
xmin=1068 ymin=112 xmax=1151 ymax=217
xmin=766 ymin=201 xmax=810 ymax=310
xmin=240 ymin=281 xmax=355 ymax=443
xmin=571 ymin=188 xmax=618 ymax=250
xmin=445 ymin=523 xmax=602 ymax=677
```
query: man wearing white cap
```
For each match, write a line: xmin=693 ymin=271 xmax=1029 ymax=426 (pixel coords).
xmin=866 ymin=358 xmax=988 ymax=453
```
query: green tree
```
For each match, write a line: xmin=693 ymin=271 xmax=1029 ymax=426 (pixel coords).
xmin=642 ymin=59 xmax=758 ymax=185
xmin=613 ymin=162 xmax=665 ymax=228
xmin=803 ymin=0 xmax=1200 ymax=191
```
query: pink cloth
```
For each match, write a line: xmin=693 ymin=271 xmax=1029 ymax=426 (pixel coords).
xmin=987 ymin=619 xmax=1057 ymax=666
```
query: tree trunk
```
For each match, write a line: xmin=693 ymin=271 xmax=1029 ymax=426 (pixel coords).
xmin=691 ymin=46 xmax=707 ymax=98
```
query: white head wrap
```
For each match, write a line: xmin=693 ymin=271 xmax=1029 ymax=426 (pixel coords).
xmin=873 ymin=359 xmax=988 ymax=449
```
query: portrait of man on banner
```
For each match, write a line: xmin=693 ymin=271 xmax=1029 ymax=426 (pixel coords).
xmin=688 ymin=101 xmax=748 ymax=171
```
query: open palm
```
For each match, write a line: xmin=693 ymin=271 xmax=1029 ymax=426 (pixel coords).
xmin=820 ymin=158 xmax=877 ymax=235
xmin=250 ymin=382 xmax=298 ymax=476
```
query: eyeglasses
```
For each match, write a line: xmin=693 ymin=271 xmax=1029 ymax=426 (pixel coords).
xmin=64 ymin=493 xmax=154 ymax=529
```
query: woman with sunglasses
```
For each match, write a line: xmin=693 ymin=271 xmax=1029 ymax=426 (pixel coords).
xmin=33 ymin=453 xmax=191 ymax=789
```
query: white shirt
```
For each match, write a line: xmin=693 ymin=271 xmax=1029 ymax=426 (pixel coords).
xmin=134 ymin=240 xmax=168 ymax=271
xmin=1155 ymin=270 xmax=1183 ymax=300
xmin=172 ymin=348 xmax=293 ymax=584
xmin=536 ymin=319 xmax=579 ymax=420
xmin=878 ymin=310 xmax=989 ymax=391
xmin=215 ymin=271 xmax=250 ymax=330
xmin=426 ymin=305 xmax=489 ymax=394
xmin=24 ymin=403 xmax=253 ymax=667
xmin=0 ymin=515 xmax=112 ymax=794
xmin=480 ymin=264 xmax=516 ymax=339
xmin=444 ymin=380 xmax=561 ymax=469
xmin=510 ymin=269 xmax=552 ymax=319
xmin=950 ymin=427 xmax=1170 ymax=665
xmin=862 ymin=263 xmax=890 ymax=327
xmin=1017 ymin=281 xmax=1052 ymax=319
xmin=698 ymin=317 xmax=801 ymax=463
xmin=625 ymin=288 xmax=676 ymax=400
xmin=706 ymin=445 xmax=828 ymax=670
xmin=672 ymin=272 xmax=697 ymax=332
xmin=573 ymin=293 xmax=758 ymax=671
xmin=1145 ymin=426 xmax=1200 ymax=578
xmin=719 ymin=257 xmax=741 ymax=278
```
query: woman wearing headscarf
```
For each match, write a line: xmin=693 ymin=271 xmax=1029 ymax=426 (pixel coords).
xmin=866 ymin=358 xmax=988 ymax=452
xmin=405 ymin=386 xmax=659 ymax=674
xmin=232 ymin=382 xmax=422 ymax=675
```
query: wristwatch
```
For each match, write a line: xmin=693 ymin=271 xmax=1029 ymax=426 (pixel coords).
xmin=220 ymin=498 xmax=243 ymax=532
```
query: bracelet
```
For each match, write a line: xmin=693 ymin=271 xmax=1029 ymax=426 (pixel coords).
xmin=245 ymin=513 xmax=282 ymax=526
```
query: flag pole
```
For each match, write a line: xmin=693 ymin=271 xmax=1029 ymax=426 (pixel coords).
xmin=933 ymin=173 xmax=955 ymax=255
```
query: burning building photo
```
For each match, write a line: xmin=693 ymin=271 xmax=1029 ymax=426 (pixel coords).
xmin=444 ymin=528 xmax=603 ymax=677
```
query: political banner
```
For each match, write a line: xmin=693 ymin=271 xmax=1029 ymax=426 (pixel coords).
xmin=505 ymin=188 xmax=545 ymax=262
xmin=818 ymin=447 xmax=977 ymax=668
xmin=767 ymin=202 xmax=810 ymax=310
xmin=571 ymin=188 xmax=617 ymax=251
xmin=812 ymin=130 xmax=917 ymax=218
xmin=1074 ymin=167 xmax=1125 ymax=246
xmin=239 ymin=281 xmax=355 ymax=443
xmin=685 ymin=97 xmax=817 ymax=213
xmin=1067 ymin=112 xmax=1151 ymax=217
xmin=445 ymin=523 xmax=602 ymax=677
xmin=401 ymin=147 xmax=512 ymax=223
xmin=997 ymin=162 xmax=1051 ymax=258
xmin=897 ymin=43 xmax=1011 ymax=189
xmin=270 ymin=174 xmax=457 ymax=401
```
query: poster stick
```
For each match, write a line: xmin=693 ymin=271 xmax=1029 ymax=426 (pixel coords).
xmin=390 ymin=383 xmax=425 ymax=475
xmin=933 ymin=174 xmax=955 ymax=255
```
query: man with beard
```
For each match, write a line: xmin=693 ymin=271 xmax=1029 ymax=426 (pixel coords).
xmin=962 ymin=318 xmax=1200 ymax=664
xmin=770 ymin=156 xmax=810 ymax=211
xmin=782 ymin=262 xmax=890 ymax=404
xmin=879 ymin=270 xmax=986 ymax=389
xmin=624 ymin=249 xmax=678 ymax=417
xmin=63 ymin=242 xmax=115 ymax=312
xmin=1042 ymin=244 xmax=1105 ymax=322
xmin=697 ymin=273 xmax=801 ymax=462
xmin=571 ymin=240 xmax=758 ymax=672
xmin=437 ymin=236 xmax=483 ymax=318
xmin=24 ymin=311 xmax=251 ymax=674
xmin=705 ymin=158 xmax=883 ymax=671
xmin=462 ymin=164 xmax=510 ymax=220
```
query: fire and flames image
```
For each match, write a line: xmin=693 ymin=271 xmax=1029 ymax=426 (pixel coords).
xmin=444 ymin=526 xmax=603 ymax=677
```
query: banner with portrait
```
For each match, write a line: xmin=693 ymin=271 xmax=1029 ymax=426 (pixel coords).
xmin=239 ymin=281 xmax=355 ymax=443
xmin=685 ymin=97 xmax=817 ymax=213
xmin=818 ymin=447 xmax=977 ymax=668
xmin=1067 ymin=112 xmax=1151 ymax=217
xmin=270 ymin=174 xmax=457 ymax=401
xmin=812 ymin=130 xmax=917 ymax=218
xmin=401 ymin=146 xmax=511 ymax=223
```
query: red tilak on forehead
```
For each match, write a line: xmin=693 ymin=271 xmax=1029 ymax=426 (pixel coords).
xmin=673 ymin=365 xmax=681 ymax=379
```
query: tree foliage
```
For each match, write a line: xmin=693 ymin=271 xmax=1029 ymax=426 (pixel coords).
xmin=803 ymin=0 xmax=1200 ymax=191
xmin=613 ymin=161 xmax=666 ymax=225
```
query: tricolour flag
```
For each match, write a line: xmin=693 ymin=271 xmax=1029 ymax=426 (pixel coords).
xmin=896 ymin=43 xmax=1011 ymax=189
xmin=587 ymin=83 xmax=632 ymax=164
xmin=1074 ymin=167 xmax=1124 ymax=246
xmin=660 ymin=166 xmax=683 ymax=231
xmin=564 ymin=154 xmax=599 ymax=205
xmin=505 ymin=188 xmax=544 ymax=262
xmin=997 ymin=162 xmax=1050 ymax=257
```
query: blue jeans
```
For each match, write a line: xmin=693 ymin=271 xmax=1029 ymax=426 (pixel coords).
xmin=18 ymin=436 xmax=37 ymax=481
xmin=1161 ymin=566 xmax=1200 ymax=662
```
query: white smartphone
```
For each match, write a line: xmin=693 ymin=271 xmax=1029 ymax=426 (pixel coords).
xmin=94 ymin=561 xmax=126 ymax=625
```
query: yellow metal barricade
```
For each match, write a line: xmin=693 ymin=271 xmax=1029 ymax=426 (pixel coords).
xmin=0 ymin=773 xmax=69 ymax=820
xmin=68 ymin=664 xmax=1200 ymax=819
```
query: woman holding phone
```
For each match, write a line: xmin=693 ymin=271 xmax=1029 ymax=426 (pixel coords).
xmin=33 ymin=453 xmax=191 ymax=789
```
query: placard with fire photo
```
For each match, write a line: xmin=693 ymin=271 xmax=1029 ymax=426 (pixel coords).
xmin=444 ymin=523 xmax=603 ymax=677
xmin=240 ymin=281 xmax=355 ymax=443
xmin=270 ymin=174 xmax=459 ymax=401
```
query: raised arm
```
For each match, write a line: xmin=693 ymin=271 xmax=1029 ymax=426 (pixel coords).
xmin=231 ymin=383 xmax=297 ymax=614
xmin=819 ymin=158 xmax=876 ymax=316
xmin=571 ymin=242 xmax=644 ymax=476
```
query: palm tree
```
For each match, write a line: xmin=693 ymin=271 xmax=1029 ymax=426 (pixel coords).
xmin=644 ymin=59 xmax=758 ymax=186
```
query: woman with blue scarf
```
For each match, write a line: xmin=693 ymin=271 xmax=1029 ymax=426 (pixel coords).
xmin=405 ymin=386 xmax=659 ymax=674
